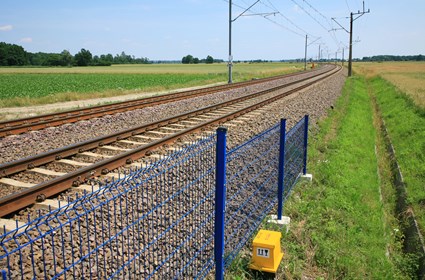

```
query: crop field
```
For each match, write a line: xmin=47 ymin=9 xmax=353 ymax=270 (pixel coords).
xmin=0 ymin=73 xmax=220 ymax=106
xmin=0 ymin=63 xmax=303 ymax=107
xmin=354 ymin=62 xmax=425 ymax=108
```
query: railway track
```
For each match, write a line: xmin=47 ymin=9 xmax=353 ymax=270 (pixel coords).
xmin=0 ymin=68 xmax=321 ymax=138
xmin=0 ymin=65 xmax=340 ymax=220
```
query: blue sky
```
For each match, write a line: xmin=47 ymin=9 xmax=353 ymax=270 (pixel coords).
xmin=0 ymin=0 xmax=424 ymax=60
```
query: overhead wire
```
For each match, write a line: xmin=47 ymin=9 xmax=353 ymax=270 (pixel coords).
xmin=302 ymin=0 xmax=330 ymax=25
xmin=289 ymin=0 xmax=329 ymax=32
xmin=223 ymin=0 xmax=309 ymax=38
xmin=223 ymin=0 xmax=353 ymax=55
xmin=291 ymin=0 xmax=343 ymax=49
xmin=345 ymin=0 xmax=352 ymax=13
xmin=260 ymin=0 xmax=315 ymax=38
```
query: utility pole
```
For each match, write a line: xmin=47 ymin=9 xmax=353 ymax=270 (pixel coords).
xmin=318 ymin=44 xmax=321 ymax=61
xmin=348 ymin=12 xmax=354 ymax=76
xmin=342 ymin=47 xmax=345 ymax=66
xmin=304 ymin=35 xmax=308 ymax=70
xmin=228 ymin=0 xmax=273 ymax=83
xmin=304 ymin=36 xmax=320 ymax=70
xmin=228 ymin=0 xmax=233 ymax=84
xmin=331 ymin=1 xmax=369 ymax=76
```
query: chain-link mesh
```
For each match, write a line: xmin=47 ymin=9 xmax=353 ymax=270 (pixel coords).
xmin=0 ymin=135 xmax=217 ymax=279
xmin=0 ymin=116 xmax=308 ymax=279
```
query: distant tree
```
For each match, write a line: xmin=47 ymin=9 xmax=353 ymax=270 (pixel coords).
xmin=205 ymin=55 xmax=214 ymax=64
xmin=92 ymin=54 xmax=112 ymax=66
xmin=105 ymin=54 xmax=114 ymax=64
xmin=0 ymin=42 xmax=10 ymax=65
xmin=60 ymin=50 xmax=73 ymax=66
xmin=0 ymin=41 xmax=152 ymax=67
xmin=46 ymin=53 xmax=63 ymax=66
xmin=0 ymin=42 xmax=28 ymax=66
xmin=182 ymin=54 xmax=194 ymax=64
xmin=74 ymin=48 xmax=92 ymax=66
xmin=193 ymin=57 xmax=199 ymax=64
xmin=362 ymin=54 xmax=425 ymax=62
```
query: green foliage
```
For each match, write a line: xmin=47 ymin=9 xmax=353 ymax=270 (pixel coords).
xmin=74 ymin=48 xmax=92 ymax=66
xmin=206 ymin=55 xmax=214 ymax=64
xmin=280 ymin=76 xmax=409 ymax=279
xmin=0 ymin=41 xmax=150 ymax=67
xmin=182 ymin=54 xmax=195 ymax=64
xmin=362 ymin=54 xmax=425 ymax=62
xmin=0 ymin=42 xmax=28 ymax=66
xmin=182 ymin=54 xmax=215 ymax=64
xmin=371 ymin=77 xmax=425 ymax=236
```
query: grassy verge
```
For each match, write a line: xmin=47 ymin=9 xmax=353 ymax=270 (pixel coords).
xmin=282 ymin=76 xmax=405 ymax=279
xmin=370 ymin=77 xmax=425 ymax=241
xmin=226 ymin=75 xmax=414 ymax=279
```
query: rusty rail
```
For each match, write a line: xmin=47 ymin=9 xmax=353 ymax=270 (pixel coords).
xmin=0 ymin=65 xmax=341 ymax=217
xmin=0 ymin=69 xmax=320 ymax=137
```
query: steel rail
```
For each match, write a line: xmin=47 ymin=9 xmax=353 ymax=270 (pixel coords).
xmin=0 ymin=66 xmax=335 ymax=178
xmin=0 ymin=65 xmax=341 ymax=217
xmin=0 ymin=68 xmax=322 ymax=137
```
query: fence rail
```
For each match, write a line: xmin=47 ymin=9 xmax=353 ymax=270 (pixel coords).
xmin=0 ymin=116 xmax=309 ymax=279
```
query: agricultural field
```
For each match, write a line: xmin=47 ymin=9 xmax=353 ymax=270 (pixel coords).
xmin=354 ymin=62 xmax=425 ymax=108
xmin=0 ymin=63 xmax=303 ymax=108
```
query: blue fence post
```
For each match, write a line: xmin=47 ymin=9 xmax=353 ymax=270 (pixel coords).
xmin=215 ymin=127 xmax=227 ymax=280
xmin=302 ymin=115 xmax=309 ymax=175
xmin=1 ymin=270 xmax=7 ymax=280
xmin=277 ymin=119 xmax=287 ymax=220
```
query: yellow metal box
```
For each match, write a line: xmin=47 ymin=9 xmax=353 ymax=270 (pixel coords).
xmin=249 ymin=229 xmax=284 ymax=273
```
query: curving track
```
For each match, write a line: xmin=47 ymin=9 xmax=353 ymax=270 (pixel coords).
xmin=0 ymin=65 xmax=340 ymax=219
xmin=0 ymin=69 xmax=321 ymax=138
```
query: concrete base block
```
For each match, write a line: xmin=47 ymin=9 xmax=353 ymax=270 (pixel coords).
xmin=301 ymin=173 xmax=313 ymax=181
xmin=267 ymin=215 xmax=290 ymax=233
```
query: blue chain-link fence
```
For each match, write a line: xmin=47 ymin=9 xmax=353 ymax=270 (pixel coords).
xmin=0 ymin=116 xmax=309 ymax=279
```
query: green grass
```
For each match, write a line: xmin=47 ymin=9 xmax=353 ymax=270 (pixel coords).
xmin=370 ymin=76 xmax=425 ymax=238
xmin=225 ymin=76 xmax=412 ymax=279
xmin=0 ymin=63 xmax=304 ymax=107
xmin=281 ymin=76 xmax=404 ymax=279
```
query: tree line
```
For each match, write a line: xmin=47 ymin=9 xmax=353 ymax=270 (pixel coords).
xmin=181 ymin=54 xmax=223 ymax=64
xmin=361 ymin=54 xmax=424 ymax=62
xmin=0 ymin=42 xmax=151 ymax=66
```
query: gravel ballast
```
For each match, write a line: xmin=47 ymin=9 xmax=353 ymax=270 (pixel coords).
xmin=0 ymin=67 xmax=346 ymax=279
xmin=0 ymin=66 xmax=334 ymax=164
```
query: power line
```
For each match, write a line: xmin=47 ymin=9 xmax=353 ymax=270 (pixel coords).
xmin=259 ymin=0 xmax=312 ymax=37
xmin=225 ymin=0 xmax=311 ymax=37
xmin=344 ymin=0 xmax=351 ymax=14
xmin=262 ymin=15 xmax=304 ymax=37
xmin=289 ymin=0 xmax=342 ymax=48
xmin=302 ymin=0 xmax=330 ymax=25
xmin=289 ymin=0 xmax=329 ymax=32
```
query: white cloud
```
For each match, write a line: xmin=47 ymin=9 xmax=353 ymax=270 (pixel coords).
xmin=20 ymin=37 xmax=33 ymax=43
xmin=0 ymin=25 xmax=13 ymax=31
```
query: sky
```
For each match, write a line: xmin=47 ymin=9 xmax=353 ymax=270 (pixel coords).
xmin=0 ymin=0 xmax=424 ymax=61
